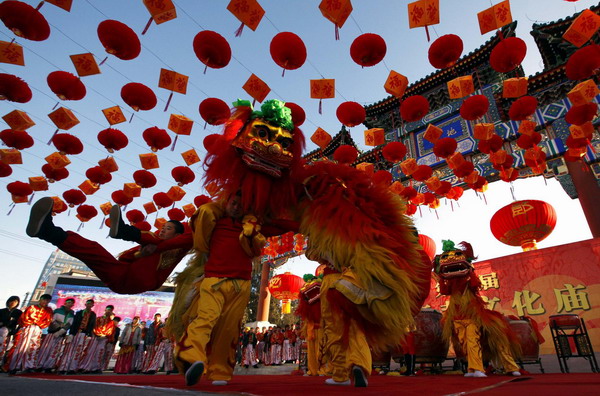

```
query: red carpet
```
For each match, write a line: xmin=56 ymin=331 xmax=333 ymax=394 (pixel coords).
xmin=17 ymin=373 xmax=600 ymax=395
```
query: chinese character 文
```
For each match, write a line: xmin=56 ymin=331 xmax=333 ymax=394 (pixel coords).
xmin=512 ymin=290 xmax=545 ymax=316
xmin=554 ymin=283 xmax=590 ymax=313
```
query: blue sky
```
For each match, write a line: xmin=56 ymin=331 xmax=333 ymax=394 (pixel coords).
xmin=0 ymin=0 xmax=596 ymax=305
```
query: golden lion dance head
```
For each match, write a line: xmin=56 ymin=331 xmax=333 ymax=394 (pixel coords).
xmin=434 ymin=240 xmax=476 ymax=280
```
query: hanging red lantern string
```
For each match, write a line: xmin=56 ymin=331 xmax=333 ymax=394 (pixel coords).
xmin=7 ymin=180 xmax=32 ymax=198
xmin=194 ymin=194 xmax=211 ymax=207
xmin=489 ymin=37 xmax=527 ymax=73
xmin=400 ymin=95 xmax=430 ymax=122
xmin=269 ymin=32 xmax=307 ymax=77
xmin=0 ymin=129 xmax=33 ymax=150
xmin=477 ymin=134 xmax=504 ymax=154
xmin=97 ymin=19 xmax=141 ymax=63
xmin=97 ymin=128 xmax=128 ymax=153
xmin=459 ymin=95 xmax=489 ymax=121
xmin=382 ymin=141 xmax=407 ymax=163
xmin=133 ymin=169 xmax=157 ymax=188
xmin=453 ymin=161 xmax=475 ymax=178
xmin=47 ymin=71 xmax=86 ymax=101
xmin=76 ymin=204 xmax=98 ymax=230
xmin=509 ymin=96 xmax=538 ymax=121
xmin=565 ymin=44 xmax=600 ymax=81
xmin=134 ymin=221 xmax=152 ymax=231
xmin=336 ymin=101 xmax=366 ymax=127
xmin=428 ymin=34 xmax=463 ymax=69
xmin=171 ymin=166 xmax=196 ymax=186
xmin=112 ymin=190 xmax=133 ymax=206
xmin=63 ymin=188 xmax=86 ymax=207
xmin=199 ymin=98 xmax=230 ymax=127
xmin=126 ymin=209 xmax=145 ymax=224
xmin=433 ymin=137 xmax=457 ymax=158
xmin=142 ymin=126 xmax=171 ymax=151
xmin=285 ymin=102 xmax=306 ymax=127
xmin=42 ymin=163 xmax=69 ymax=183
xmin=0 ymin=163 xmax=12 ymax=178
xmin=167 ymin=208 xmax=185 ymax=221
xmin=373 ymin=170 xmax=393 ymax=186
xmin=52 ymin=133 xmax=83 ymax=155
xmin=350 ymin=33 xmax=387 ymax=67
xmin=0 ymin=73 xmax=32 ymax=103
xmin=333 ymin=145 xmax=358 ymax=165
xmin=404 ymin=203 xmax=417 ymax=216
xmin=85 ymin=166 xmax=112 ymax=185
xmin=193 ymin=30 xmax=232 ymax=73
xmin=516 ymin=132 xmax=542 ymax=150
xmin=412 ymin=164 xmax=433 ymax=182
xmin=399 ymin=185 xmax=417 ymax=201
xmin=0 ymin=1 xmax=50 ymax=41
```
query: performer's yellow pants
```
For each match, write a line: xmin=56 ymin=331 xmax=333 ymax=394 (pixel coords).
xmin=321 ymin=275 xmax=371 ymax=382
xmin=454 ymin=319 xmax=520 ymax=373
xmin=177 ymin=277 xmax=250 ymax=381
xmin=306 ymin=323 xmax=326 ymax=376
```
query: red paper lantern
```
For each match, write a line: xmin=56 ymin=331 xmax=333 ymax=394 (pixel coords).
xmin=399 ymin=185 xmax=417 ymax=201
xmin=490 ymin=199 xmax=557 ymax=251
xmin=97 ymin=20 xmax=141 ymax=60
xmin=42 ymin=163 xmax=69 ymax=182
xmin=350 ymin=33 xmax=386 ymax=67
xmin=126 ymin=209 xmax=145 ymax=224
xmin=167 ymin=208 xmax=185 ymax=221
xmin=0 ymin=73 xmax=31 ymax=103
xmin=412 ymin=165 xmax=433 ymax=182
xmin=459 ymin=95 xmax=489 ymax=121
xmin=112 ymin=190 xmax=133 ymax=206
xmin=134 ymin=221 xmax=152 ymax=231
xmin=77 ymin=204 xmax=98 ymax=221
xmin=7 ymin=180 xmax=32 ymax=196
xmin=194 ymin=194 xmax=211 ymax=207
xmin=285 ymin=102 xmax=305 ymax=127
xmin=433 ymin=137 xmax=457 ymax=158
xmin=133 ymin=169 xmax=157 ymax=188
xmin=121 ymin=82 xmax=157 ymax=111
xmin=373 ymin=170 xmax=392 ymax=186
xmin=566 ymin=135 xmax=588 ymax=150
xmin=509 ymin=96 xmax=538 ymax=121
xmin=47 ymin=71 xmax=86 ymax=101
xmin=418 ymin=234 xmax=436 ymax=261
xmin=492 ymin=156 xmax=514 ymax=171
xmin=0 ymin=162 xmax=12 ymax=177
xmin=153 ymin=192 xmax=173 ymax=209
xmin=405 ymin=203 xmax=417 ymax=216
xmin=382 ymin=141 xmax=407 ymax=162
xmin=446 ymin=186 xmax=464 ymax=201
xmin=333 ymin=145 xmax=358 ymax=165
xmin=499 ymin=168 xmax=519 ymax=183
xmin=565 ymin=102 xmax=597 ymax=126
xmin=171 ymin=166 xmax=195 ymax=186
xmin=269 ymin=32 xmax=307 ymax=73
xmin=86 ymin=166 xmax=112 ymax=185
xmin=142 ymin=127 xmax=171 ymax=151
xmin=478 ymin=134 xmax=504 ymax=154
xmin=468 ymin=175 xmax=488 ymax=192
xmin=0 ymin=1 xmax=50 ymax=41
xmin=97 ymin=128 xmax=128 ymax=153
xmin=268 ymin=272 xmax=304 ymax=306
xmin=489 ymin=37 xmax=527 ymax=73
xmin=428 ymin=34 xmax=463 ymax=69
xmin=203 ymin=134 xmax=222 ymax=154
xmin=516 ymin=132 xmax=542 ymax=149
xmin=400 ymin=95 xmax=429 ymax=122
xmin=336 ymin=101 xmax=366 ymax=127
xmin=63 ymin=188 xmax=86 ymax=207
xmin=0 ymin=129 xmax=33 ymax=150
xmin=199 ymin=98 xmax=230 ymax=126
xmin=453 ymin=161 xmax=475 ymax=178
xmin=193 ymin=31 xmax=232 ymax=70
xmin=565 ymin=44 xmax=600 ymax=81
xmin=52 ymin=133 xmax=83 ymax=155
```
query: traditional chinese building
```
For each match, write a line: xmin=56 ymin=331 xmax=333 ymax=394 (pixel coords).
xmin=305 ymin=8 xmax=600 ymax=237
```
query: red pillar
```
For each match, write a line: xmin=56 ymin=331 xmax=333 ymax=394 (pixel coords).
xmin=566 ymin=160 xmax=600 ymax=237
xmin=256 ymin=261 xmax=271 ymax=322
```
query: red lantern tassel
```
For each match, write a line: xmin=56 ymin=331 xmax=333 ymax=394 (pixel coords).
xmin=47 ymin=129 xmax=59 ymax=145
xmin=318 ymin=99 xmax=323 ymax=115
xmin=7 ymin=202 xmax=16 ymax=216
xmin=77 ymin=222 xmax=84 ymax=232
xmin=234 ymin=22 xmax=245 ymax=37
xmin=36 ymin=1 xmax=44 ymax=10
xmin=164 ymin=91 xmax=174 ymax=112
xmin=170 ymin=134 xmax=179 ymax=151
xmin=425 ymin=25 xmax=431 ymax=42
xmin=100 ymin=216 xmax=105 ymax=229
xmin=98 ymin=56 xmax=108 ymax=66
xmin=129 ymin=113 xmax=135 ymax=123
xmin=142 ymin=17 xmax=153 ymax=35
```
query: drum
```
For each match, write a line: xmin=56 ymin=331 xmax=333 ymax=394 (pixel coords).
xmin=414 ymin=309 xmax=449 ymax=363
xmin=549 ymin=314 xmax=581 ymax=330
xmin=509 ymin=319 xmax=540 ymax=362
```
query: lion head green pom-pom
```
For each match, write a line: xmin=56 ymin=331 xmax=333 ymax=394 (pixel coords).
xmin=442 ymin=239 xmax=456 ymax=252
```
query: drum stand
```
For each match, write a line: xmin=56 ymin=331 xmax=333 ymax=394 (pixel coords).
xmin=549 ymin=315 xmax=599 ymax=373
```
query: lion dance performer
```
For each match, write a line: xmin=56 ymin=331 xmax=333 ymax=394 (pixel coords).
xmin=435 ymin=240 xmax=521 ymax=377
xmin=295 ymin=273 xmax=326 ymax=376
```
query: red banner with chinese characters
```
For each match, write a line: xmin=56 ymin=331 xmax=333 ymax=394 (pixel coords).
xmin=424 ymin=238 xmax=600 ymax=354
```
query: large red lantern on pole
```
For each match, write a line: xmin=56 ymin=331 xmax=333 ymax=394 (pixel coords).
xmin=268 ymin=272 xmax=304 ymax=314
xmin=490 ymin=200 xmax=557 ymax=251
